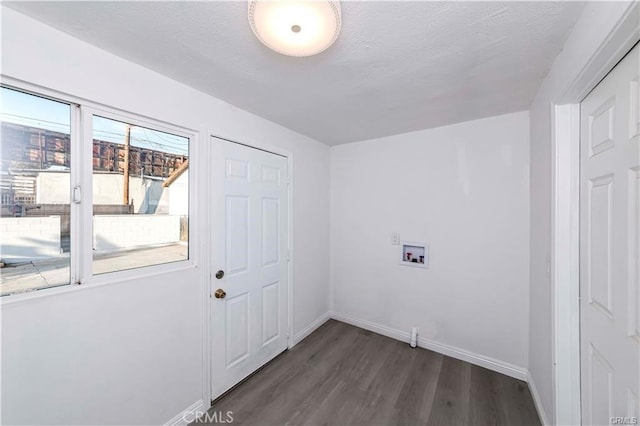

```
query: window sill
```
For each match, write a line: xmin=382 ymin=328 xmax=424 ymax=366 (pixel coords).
xmin=1 ymin=259 xmax=199 ymax=306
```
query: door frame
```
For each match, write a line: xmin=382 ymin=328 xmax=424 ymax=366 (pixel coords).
xmin=201 ymin=132 xmax=294 ymax=404
xmin=551 ymin=4 xmax=639 ymax=425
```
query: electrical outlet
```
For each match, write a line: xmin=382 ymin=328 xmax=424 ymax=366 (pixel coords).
xmin=391 ymin=233 xmax=400 ymax=245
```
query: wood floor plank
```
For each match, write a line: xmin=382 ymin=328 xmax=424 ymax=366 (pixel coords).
xmin=427 ymin=356 xmax=472 ymax=426
xmin=194 ymin=320 xmax=541 ymax=426
xmin=493 ymin=370 xmax=541 ymax=426
xmin=389 ymin=348 xmax=444 ymax=425
xmin=347 ymin=339 xmax=419 ymax=425
xmin=467 ymin=364 xmax=501 ymax=426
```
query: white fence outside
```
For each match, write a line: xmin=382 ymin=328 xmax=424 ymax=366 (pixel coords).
xmin=0 ymin=215 xmax=181 ymax=262
xmin=36 ymin=171 xmax=188 ymax=215
xmin=0 ymin=216 xmax=61 ymax=261
xmin=93 ymin=214 xmax=181 ymax=252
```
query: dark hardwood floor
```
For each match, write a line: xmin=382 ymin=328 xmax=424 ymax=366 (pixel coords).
xmin=195 ymin=319 xmax=540 ymax=425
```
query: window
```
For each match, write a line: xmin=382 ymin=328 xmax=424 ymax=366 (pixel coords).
xmin=91 ymin=115 xmax=189 ymax=275
xmin=0 ymin=86 xmax=192 ymax=297
xmin=0 ymin=87 xmax=73 ymax=295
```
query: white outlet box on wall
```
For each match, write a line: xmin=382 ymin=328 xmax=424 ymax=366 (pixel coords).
xmin=400 ymin=241 xmax=429 ymax=269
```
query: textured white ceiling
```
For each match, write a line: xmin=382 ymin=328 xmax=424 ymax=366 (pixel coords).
xmin=5 ymin=1 xmax=585 ymax=145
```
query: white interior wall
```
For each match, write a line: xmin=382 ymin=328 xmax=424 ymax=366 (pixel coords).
xmin=0 ymin=7 xmax=330 ymax=425
xmin=330 ymin=111 xmax=530 ymax=374
xmin=528 ymin=2 xmax=637 ymax=423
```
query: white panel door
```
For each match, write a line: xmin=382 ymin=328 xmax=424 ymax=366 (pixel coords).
xmin=580 ymin=43 xmax=639 ymax=425
xmin=211 ymin=138 xmax=289 ymax=399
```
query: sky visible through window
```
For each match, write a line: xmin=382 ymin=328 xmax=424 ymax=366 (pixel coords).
xmin=0 ymin=87 xmax=188 ymax=156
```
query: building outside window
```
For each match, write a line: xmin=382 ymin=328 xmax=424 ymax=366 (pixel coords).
xmin=0 ymin=86 xmax=190 ymax=296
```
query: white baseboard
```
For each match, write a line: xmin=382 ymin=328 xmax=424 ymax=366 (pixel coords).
xmin=527 ymin=371 xmax=551 ymax=426
xmin=291 ymin=311 xmax=332 ymax=347
xmin=164 ymin=399 xmax=205 ymax=426
xmin=331 ymin=311 xmax=409 ymax=343
xmin=330 ymin=311 xmax=528 ymax=382
xmin=418 ymin=335 xmax=528 ymax=382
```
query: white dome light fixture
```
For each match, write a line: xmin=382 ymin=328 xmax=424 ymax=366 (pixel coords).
xmin=248 ymin=0 xmax=341 ymax=57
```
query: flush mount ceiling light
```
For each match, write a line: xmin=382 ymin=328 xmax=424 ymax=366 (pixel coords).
xmin=248 ymin=0 xmax=341 ymax=57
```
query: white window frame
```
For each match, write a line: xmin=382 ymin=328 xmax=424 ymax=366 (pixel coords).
xmin=80 ymin=106 xmax=196 ymax=284
xmin=0 ymin=78 xmax=200 ymax=303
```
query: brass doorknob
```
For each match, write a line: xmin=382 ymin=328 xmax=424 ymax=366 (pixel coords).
xmin=214 ymin=288 xmax=227 ymax=299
